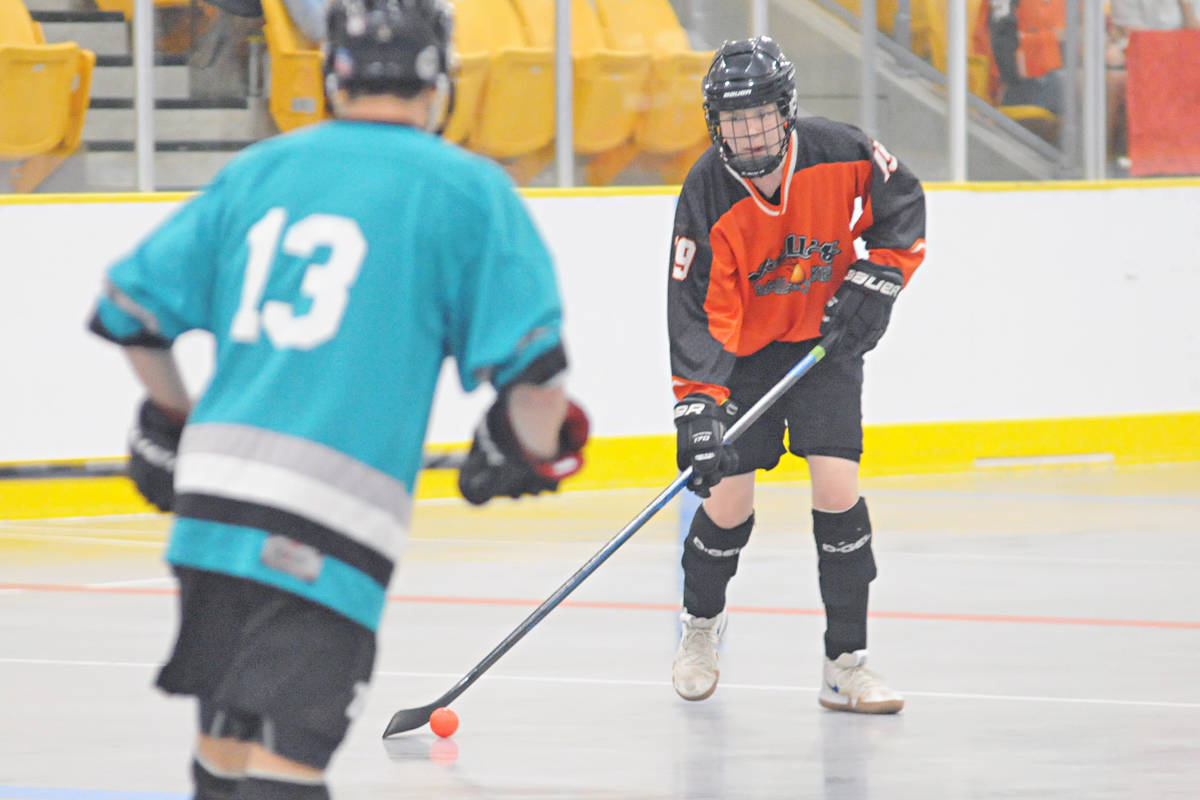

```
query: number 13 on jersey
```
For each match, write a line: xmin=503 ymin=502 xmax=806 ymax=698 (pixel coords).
xmin=230 ymin=207 xmax=368 ymax=350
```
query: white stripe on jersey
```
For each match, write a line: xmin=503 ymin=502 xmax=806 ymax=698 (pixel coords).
xmin=175 ymin=452 xmax=409 ymax=561
xmin=181 ymin=422 xmax=413 ymax=520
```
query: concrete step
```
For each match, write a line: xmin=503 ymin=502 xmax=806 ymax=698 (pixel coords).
xmin=31 ymin=11 xmax=129 ymax=57
xmin=83 ymin=98 xmax=275 ymax=142
xmin=92 ymin=54 xmax=190 ymax=100
xmin=23 ymin=0 xmax=98 ymax=12
xmin=37 ymin=142 xmax=255 ymax=192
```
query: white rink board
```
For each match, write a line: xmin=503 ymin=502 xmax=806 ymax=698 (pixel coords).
xmin=2 ymin=183 xmax=1198 ymax=462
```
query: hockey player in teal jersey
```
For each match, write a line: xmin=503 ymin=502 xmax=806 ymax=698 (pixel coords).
xmin=86 ymin=1 xmax=588 ymax=797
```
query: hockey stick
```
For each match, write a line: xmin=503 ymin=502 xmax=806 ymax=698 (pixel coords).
xmin=0 ymin=450 xmax=467 ymax=480
xmin=381 ymin=333 xmax=839 ymax=737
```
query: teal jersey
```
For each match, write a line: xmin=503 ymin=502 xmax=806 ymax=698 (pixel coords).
xmin=92 ymin=121 xmax=563 ymax=630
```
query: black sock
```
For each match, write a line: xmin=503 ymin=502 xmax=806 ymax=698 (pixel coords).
xmin=681 ymin=506 xmax=754 ymax=618
xmin=192 ymin=757 xmax=239 ymax=800
xmin=233 ymin=775 xmax=330 ymax=800
xmin=813 ymin=497 xmax=877 ymax=660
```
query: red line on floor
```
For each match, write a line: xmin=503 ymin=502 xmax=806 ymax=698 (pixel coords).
xmin=3 ymin=583 xmax=1198 ymax=629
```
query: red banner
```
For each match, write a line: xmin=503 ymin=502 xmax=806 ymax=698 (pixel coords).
xmin=1126 ymin=30 xmax=1200 ymax=177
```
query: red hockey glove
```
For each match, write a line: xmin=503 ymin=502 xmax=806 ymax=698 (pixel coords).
xmin=458 ymin=397 xmax=588 ymax=506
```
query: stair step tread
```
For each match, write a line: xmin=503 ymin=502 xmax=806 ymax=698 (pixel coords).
xmin=90 ymin=97 xmax=250 ymax=110
xmin=30 ymin=9 xmax=125 ymax=21
xmin=95 ymin=54 xmax=189 ymax=68
xmin=86 ymin=140 xmax=260 ymax=152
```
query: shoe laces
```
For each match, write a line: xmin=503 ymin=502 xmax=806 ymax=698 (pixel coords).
xmin=677 ymin=620 xmax=720 ymax=668
xmin=831 ymin=660 xmax=888 ymax=695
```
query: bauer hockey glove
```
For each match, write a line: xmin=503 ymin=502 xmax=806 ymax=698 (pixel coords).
xmin=819 ymin=261 xmax=904 ymax=357
xmin=458 ymin=397 xmax=589 ymax=506
xmin=674 ymin=394 xmax=740 ymax=498
xmin=127 ymin=398 xmax=185 ymax=512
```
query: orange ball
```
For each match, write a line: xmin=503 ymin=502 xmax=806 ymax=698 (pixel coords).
xmin=430 ymin=706 xmax=459 ymax=738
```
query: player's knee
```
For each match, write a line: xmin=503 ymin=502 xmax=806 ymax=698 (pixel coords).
xmin=811 ymin=486 xmax=860 ymax=514
xmin=682 ymin=506 xmax=754 ymax=575
xmin=812 ymin=497 xmax=877 ymax=593
xmin=808 ymin=455 xmax=861 ymax=512
xmin=682 ymin=506 xmax=755 ymax=618
xmin=235 ymin=736 xmax=331 ymax=800
xmin=701 ymin=475 xmax=754 ymax=528
xmin=194 ymin=706 xmax=256 ymax=799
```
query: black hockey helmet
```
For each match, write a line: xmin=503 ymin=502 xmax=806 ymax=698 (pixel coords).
xmin=323 ymin=0 xmax=453 ymax=101
xmin=702 ymin=37 xmax=798 ymax=178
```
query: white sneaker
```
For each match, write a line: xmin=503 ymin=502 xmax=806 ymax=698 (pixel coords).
xmin=672 ymin=611 xmax=726 ymax=701
xmin=819 ymin=650 xmax=904 ymax=714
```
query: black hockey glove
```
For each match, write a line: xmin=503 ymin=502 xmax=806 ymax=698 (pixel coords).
xmin=819 ymin=261 xmax=904 ymax=357
xmin=458 ymin=396 xmax=589 ymax=506
xmin=127 ymin=398 xmax=185 ymax=513
xmin=674 ymin=394 xmax=740 ymax=498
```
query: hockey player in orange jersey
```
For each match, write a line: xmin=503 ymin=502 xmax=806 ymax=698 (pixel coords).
xmin=667 ymin=36 xmax=925 ymax=713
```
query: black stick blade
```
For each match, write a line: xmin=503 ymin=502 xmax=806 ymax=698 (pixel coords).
xmin=381 ymin=703 xmax=439 ymax=738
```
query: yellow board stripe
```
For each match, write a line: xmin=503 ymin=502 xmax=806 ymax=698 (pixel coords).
xmin=2 ymin=411 xmax=1196 ymax=520
xmin=3 ymin=177 xmax=1200 ymax=209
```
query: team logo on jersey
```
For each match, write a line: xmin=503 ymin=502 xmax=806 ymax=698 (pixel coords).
xmin=748 ymin=234 xmax=839 ymax=296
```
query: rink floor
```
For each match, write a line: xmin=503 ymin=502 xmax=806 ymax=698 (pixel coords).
xmin=2 ymin=462 xmax=1199 ymax=799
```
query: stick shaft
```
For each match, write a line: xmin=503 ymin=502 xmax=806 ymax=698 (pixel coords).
xmin=382 ymin=337 xmax=834 ymax=733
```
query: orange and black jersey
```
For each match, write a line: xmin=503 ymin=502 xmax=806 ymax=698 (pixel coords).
xmin=668 ymin=116 xmax=926 ymax=403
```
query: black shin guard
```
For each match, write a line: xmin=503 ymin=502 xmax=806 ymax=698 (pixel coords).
xmin=192 ymin=757 xmax=240 ymax=800
xmin=681 ymin=506 xmax=754 ymax=618
xmin=233 ymin=776 xmax=329 ymax=800
xmin=813 ymin=497 xmax=877 ymax=659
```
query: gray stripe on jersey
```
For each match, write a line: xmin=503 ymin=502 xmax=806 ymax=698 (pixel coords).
xmin=176 ymin=423 xmax=412 ymax=560
xmin=104 ymin=278 xmax=162 ymax=335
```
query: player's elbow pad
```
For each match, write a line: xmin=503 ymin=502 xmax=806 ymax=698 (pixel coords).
xmin=498 ymin=343 xmax=569 ymax=391
xmin=87 ymin=309 xmax=172 ymax=349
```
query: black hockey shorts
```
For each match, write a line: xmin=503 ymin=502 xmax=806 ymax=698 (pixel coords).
xmin=156 ymin=566 xmax=376 ymax=769
xmin=726 ymin=339 xmax=865 ymax=473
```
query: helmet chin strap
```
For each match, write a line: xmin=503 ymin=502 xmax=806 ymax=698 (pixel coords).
xmin=429 ymin=74 xmax=454 ymax=135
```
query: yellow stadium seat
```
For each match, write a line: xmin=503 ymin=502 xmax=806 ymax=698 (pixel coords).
xmin=509 ymin=0 xmax=651 ymax=170
xmin=0 ymin=0 xmax=38 ymax=42
xmin=826 ymin=0 xmax=977 ymax=82
xmin=999 ymin=103 xmax=1059 ymax=142
xmin=451 ymin=0 xmax=554 ymax=164
xmin=261 ymin=0 xmax=326 ymax=132
xmin=442 ymin=51 xmax=488 ymax=145
xmin=912 ymin=0 xmax=986 ymax=78
xmin=591 ymin=0 xmax=713 ymax=183
xmin=441 ymin=1 xmax=491 ymax=146
xmin=594 ymin=0 xmax=691 ymax=52
xmin=829 ymin=0 xmax=902 ymax=38
xmin=0 ymin=0 xmax=94 ymax=190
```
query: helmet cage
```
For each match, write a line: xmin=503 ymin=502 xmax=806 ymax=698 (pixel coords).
xmin=702 ymin=38 xmax=798 ymax=178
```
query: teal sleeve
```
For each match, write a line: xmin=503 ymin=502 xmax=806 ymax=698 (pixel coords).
xmin=448 ymin=171 xmax=564 ymax=392
xmin=97 ymin=174 xmax=228 ymax=342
